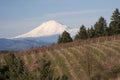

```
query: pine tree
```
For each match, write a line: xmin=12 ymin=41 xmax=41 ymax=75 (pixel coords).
xmin=74 ymin=34 xmax=80 ymax=40
xmin=109 ymin=8 xmax=120 ymax=34
xmin=0 ymin=64 xmax=8 ymax=80
xmin=0 ymin=52 xmax=30 ymax=80
xmin=94 ymin=17 xmax=107 ymax=37
xmin=0 ymin=52 xmax=68 ymax=80
xmin=57 ymin=31 xmax=73 ymax=43
xmin=75 ymin=25 xmax=88 ymax=40
xmin=87 ymin=27 xmax=95 ymax=38
xmin=111 ymin=8 xmax=120 ymax=21
xmin=104 ymin=27 xmax=111 ymax=36
xmin=57 ymin=35 xmax=62 ymax=44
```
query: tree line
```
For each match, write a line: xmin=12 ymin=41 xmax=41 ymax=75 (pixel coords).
xmin=58 ymin=8 xmax=120 ymax=43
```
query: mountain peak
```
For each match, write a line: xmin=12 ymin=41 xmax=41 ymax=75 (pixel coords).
xmin=44 ymin=20 xmax=59 ymax=24
xmin=14 ymin=20 xmax=67 ymax=38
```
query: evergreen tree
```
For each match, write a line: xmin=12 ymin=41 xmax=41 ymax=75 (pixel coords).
xmin=0 ymin=53 xmax=68 ymax=80
xmin=109 ymin=8 xmax=120 ymax=34
xmin=75 ymin=25 xmax=88 ymax=40
xmin=104 ymin=27 xmax=111 ymax=36
xmin=74 ymin=34 xmax=80 ymax=40
xmin=57 ymin=31 xmax=73 ymax=43
xmin=87 ymin=27 xmax=95 ymax=38
xmin=111 ymin=8 xmax=120 ymax=21
xmin=94 ymin=17 xmax=107 ymax=37
xmin=57 ymin=35 xmax=62 ymax=44
xmin=0 ymin=52 xmax=30 ymax=80
xmin=0 ymin=64 xmax=8 ymax=80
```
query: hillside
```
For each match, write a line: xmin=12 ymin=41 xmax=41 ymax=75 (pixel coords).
xmin=0 ymin=35 xmax=120 ymax=80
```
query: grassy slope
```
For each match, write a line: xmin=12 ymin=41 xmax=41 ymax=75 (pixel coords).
xmin=21 ymin=40 xmax=120 ymax=80
xmin=0 ymin=36 xmax=120 ymax=80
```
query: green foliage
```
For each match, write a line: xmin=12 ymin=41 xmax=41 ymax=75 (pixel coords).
xmin=0 ymin=65 xmax=8 ymax=80
xmin=94 ymin=17 xmax=107 ymax=37
xmin=75 ymin=25 xmax=88 ymax=40
xmin=58 ymin=31 xmax=73 ymax=43
xmin=111 ymin=8 xmax=120 ymax=21
xmin=57 ymin=35 xmax=62 ymax=44
xmin=74 ymin=8 xmax=120 ymax=41
xmin=110 ymin=8 xmax=120 ymax=34
xmin=87 ymin=27 xmax=95 ymax=38
xmin=0 ymin=52 xmax=30 ymax=80
xmin=0 ymin=52 xmax=68 ymax=80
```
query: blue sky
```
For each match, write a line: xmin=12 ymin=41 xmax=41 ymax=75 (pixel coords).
xmin=0 ymin=0 xmax=120 ymax=38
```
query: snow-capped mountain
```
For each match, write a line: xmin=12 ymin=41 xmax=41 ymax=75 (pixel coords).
xmin=14 ymin=20 xmax=79 ymax=38
xmin=0 ymin=20 xmax=79 ymax=50
xmin=14 ymin=20 xmax=67 ymax=38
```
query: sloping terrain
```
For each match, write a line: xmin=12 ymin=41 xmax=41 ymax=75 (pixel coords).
xmin=0 ymin=35 xmax=120 ymax=80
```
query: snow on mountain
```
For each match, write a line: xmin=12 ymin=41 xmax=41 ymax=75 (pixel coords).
xmin=1 ymin=20 xmax=79 ymax=50
xmin=14 ymin=20 xmax=67 ymax=38
xmin=67 ymin=28 xmax=79 ymax=37
xmin=14 ymin=20 xmax=79 ymax=38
